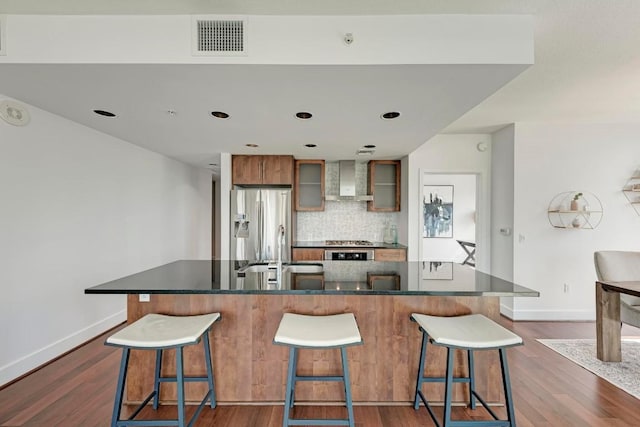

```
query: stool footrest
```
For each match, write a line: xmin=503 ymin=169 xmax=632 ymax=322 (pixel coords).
xmin=286 ymin=419 xmax=350 ymax=426
xmin=294 ymin=375 xmax=345 ymax=382
xmin=117 ymin=420 xmax=180 ymax=426
xmin=447 ymin=422 xmax=512 ymax=427
xmin=419 ymin=376 xmax=471 ymax=384
xmin=157 ymin=376 xmax=210 ymax=383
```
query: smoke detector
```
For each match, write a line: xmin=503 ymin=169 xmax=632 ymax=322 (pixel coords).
xmin=0 ymin=100 xmax=30 ymax=126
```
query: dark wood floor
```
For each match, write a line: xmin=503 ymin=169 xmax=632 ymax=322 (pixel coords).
xmin=2 ymin=318 xmax=640 ymax=426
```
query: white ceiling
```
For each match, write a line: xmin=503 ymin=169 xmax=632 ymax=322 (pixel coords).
xmin=1 ymin=0 xmax=640 ymax=171
xmin=0 ymin=63 xmax=526 ymax=166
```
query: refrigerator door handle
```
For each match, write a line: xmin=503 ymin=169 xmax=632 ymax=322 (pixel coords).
xmin=257 ymin=199 xmax=263 ymax=260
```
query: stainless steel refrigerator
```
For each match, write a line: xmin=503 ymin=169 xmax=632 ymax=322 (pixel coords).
xmin=230 ymin=188 xmax=291 ymax=262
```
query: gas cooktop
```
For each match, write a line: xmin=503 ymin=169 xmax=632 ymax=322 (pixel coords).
xmin=325 ymin=240 xmax=373 ymax=246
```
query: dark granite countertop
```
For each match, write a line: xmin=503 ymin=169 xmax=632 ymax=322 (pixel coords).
xmin=293 ymin=241 xmax=407 ymax=249
xmin=85 ymin=260 xmax=539 ymax=297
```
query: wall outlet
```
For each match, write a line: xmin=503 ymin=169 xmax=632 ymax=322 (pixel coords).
xmin=563 ymin=283 xmax=569 ymax=293
xmin=139 ymin=294 xmax=150 ymax=302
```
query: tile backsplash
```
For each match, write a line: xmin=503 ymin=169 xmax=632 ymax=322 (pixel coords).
xmin=296 ymin=161 xmax=399 ymax=242
xmin=296 ymin=201 xmax=399 ymax=242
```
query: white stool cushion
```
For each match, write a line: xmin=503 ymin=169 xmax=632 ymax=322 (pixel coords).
xmin=274 ymin=313 xmax=362 ymax=348
xmin=106 ymin=313 xmax=220 ymax=348
xmin=411 ymin=313 xmax=522 ymax=349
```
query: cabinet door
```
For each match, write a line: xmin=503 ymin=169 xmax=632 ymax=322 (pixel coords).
xmin=368 ymin=160 xmax=401 ymax=211
xmin=292 ymin=248 xmax=325 ymax=261
xmin=262 ymin=155 xmax=294 ymax=185
xmin=374 ymin=248 xmax=406 ymax=261
xmin=295 ymin=160 xmax=325 ymax=211
xmin=232 ymin=155 xmax=263 ymax=185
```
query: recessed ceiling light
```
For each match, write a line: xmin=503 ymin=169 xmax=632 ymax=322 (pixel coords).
xmin=93 ymin=109 xmax=116 ymax=117
xmin=167 ymin=110 xmax=177 ymax=116
xmin=246 ymin=143 xmax=259 ymax=148
xmin=211 ymin=111 xmax=230 ymax=119
xmin=296 ymin=112 xmax=313 ymax=120
xmin=381 ymin=111 xmax=400 ymax=120
xmin=364 ymin=144 xmax=376 ymax=149
xmin=305 ymin=144 xmax=317 ymax=148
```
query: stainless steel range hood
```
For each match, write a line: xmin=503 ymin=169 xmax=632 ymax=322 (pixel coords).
xmin=324 ymin=160 xmax=373 ymax=201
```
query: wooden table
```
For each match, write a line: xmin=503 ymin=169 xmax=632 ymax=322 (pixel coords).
xmin=595 ymin=280 xmax=640 ymax=361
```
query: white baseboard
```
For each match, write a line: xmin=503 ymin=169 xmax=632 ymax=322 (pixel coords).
xmin=500 ymin=305 xmax=595 ymax=321
xmin=0 ymin=310 xmax=126 ymax=387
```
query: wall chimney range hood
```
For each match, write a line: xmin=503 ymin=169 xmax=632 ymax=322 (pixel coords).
xmin=324 ymin=160 xmax=373 ymax=201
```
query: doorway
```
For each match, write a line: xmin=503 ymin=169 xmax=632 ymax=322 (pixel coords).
xmin=420 ymin=173 xmax=479 ymax=265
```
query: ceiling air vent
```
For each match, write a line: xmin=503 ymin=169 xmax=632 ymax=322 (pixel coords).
xmin=0 ymin=16 xmax=6 ymax=56
xmin=192 ymin=17 xmax=247 ymax=56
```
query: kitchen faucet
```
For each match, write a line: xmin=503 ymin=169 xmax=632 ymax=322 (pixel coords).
xmin=270 ymin=224 xmax=285 ymax=287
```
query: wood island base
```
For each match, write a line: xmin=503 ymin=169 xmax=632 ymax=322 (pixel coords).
xmin=124 ymin=294 xmax=504 ymax=405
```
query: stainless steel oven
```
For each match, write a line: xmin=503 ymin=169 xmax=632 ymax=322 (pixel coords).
xmin=324 ymin=249 xmax=375 ymax=261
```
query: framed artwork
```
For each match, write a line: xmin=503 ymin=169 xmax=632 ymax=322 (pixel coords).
xmin=423 ymin=185 xmax=454 ymax=238
xmin=422 ymin=261 xmax=454 ymax=280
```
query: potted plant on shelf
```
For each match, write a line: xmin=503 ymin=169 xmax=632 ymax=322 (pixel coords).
xmin=570 ymin=192 xmax=583 ymax=211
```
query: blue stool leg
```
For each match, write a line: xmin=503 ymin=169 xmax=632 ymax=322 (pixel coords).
xmin=153 ymin=349 xmax=162 ymax=410
xmin=499 ymin=348 xmax=517 ymax=427
xmin=283 ymin=347 xmax=297 ymax=427
xmin=413 ymin=331 xmax=428 ymax=409
xmin=341 ymin=347 xmax=355 ymax=427
xmin=202 ymin=331 xmax=216 ymax=408
xmin=443 ymin=347 xmax=455 ymax=427
xmin=468 ymin=349 xmax=476 ymax=410
xmin=176 ymin=346 xmax=185 ymax=427
xmin=111 ymin=347 xmax=130 ymax=427
xmin=289 ymin=347 xmax=298 ymax=409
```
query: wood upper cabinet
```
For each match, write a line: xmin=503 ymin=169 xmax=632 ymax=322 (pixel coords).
xmin=367 ymin=160 xmax=401 ymax=212
xmin=295 ymin=159 xmax=325 ymax=211
xmin=232 ymin=155 xmax=294 ymax=185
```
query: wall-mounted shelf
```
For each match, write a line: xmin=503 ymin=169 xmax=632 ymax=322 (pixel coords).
xmin=622 ymin=171 xmax=640 ymax=216
xmin=547 ymin=191 xmax=603 ymax=229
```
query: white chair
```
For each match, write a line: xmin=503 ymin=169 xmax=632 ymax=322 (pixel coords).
xmin=411 ymin=313 xmax=523 ymax=427
xmin=594 ymin=251 xmax=640 ymax=328
xmin=274 ymin=312 xmax=363 ymax=427
xmin=106 ymin=312 xmax=221 ymax=427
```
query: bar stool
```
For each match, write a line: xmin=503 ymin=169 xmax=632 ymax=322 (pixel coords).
xmin=274 ymin=313 xmax=363 ymax=427
xmin=410 ymin=313 xmax=523 ymax=427
xmin=106 ymin=312 xmax=221 ymax=427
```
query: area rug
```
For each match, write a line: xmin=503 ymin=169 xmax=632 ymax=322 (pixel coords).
xmin=537 ymin=338 xmax=640 ymax=400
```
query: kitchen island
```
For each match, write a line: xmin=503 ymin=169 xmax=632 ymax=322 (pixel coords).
xmin=86 ymin=260 xmax=538 ymax=405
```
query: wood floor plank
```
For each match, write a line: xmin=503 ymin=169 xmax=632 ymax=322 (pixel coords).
xmin=2 ymin=319 xmax=640 ymax=426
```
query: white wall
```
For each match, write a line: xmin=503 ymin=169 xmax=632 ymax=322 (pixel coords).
xmin=490 ymin=125 xmax=515 ymax=317
xmin=422 ymin=173 xmax=477 ymax=262
xmin=511 ymin=123 xmax=640 ymax=320
xmin=0 ymin=96 xmax=212 ymax=386
xmin=1 ymin=14 xmax=532 ymax=65
xmin=407 ymin=134 xmax=492 ymax=271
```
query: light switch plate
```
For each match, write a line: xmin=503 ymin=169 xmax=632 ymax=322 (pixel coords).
xmin=139 ymin=294 xmax=150 ymax=302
